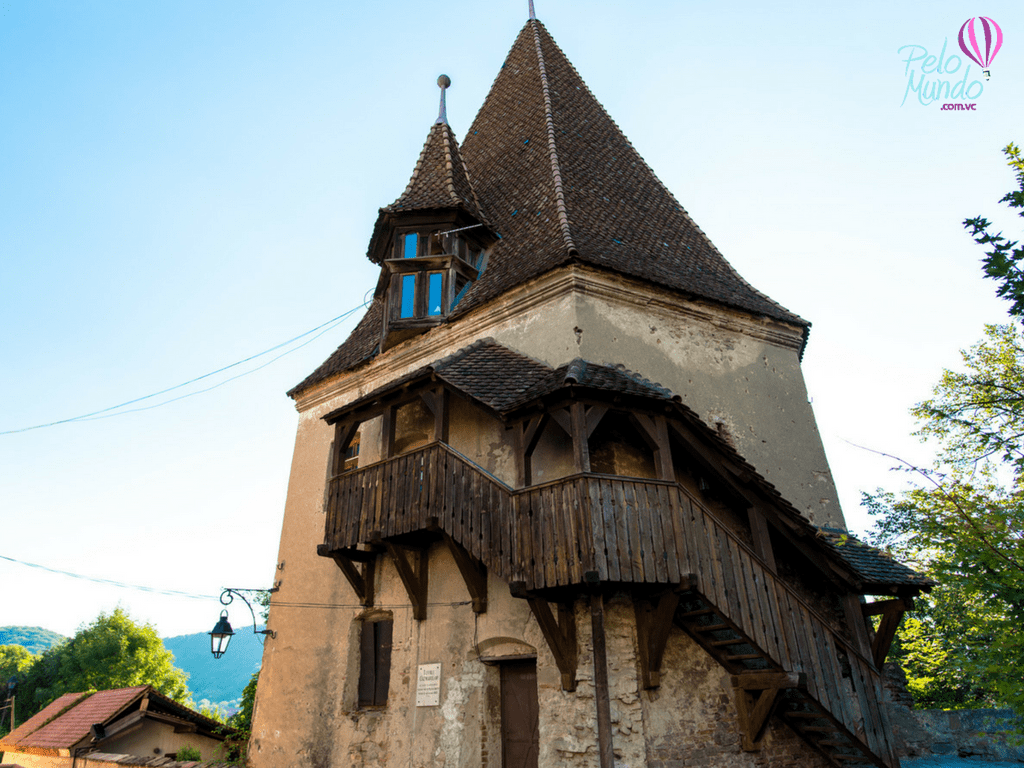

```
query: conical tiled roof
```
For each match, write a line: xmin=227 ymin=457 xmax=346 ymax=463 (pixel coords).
xmin=455 ymin=20 xmax=801 ymax=323
xmin=293 ymin=18 xmax=807 ymax=395
xmin=384 ymin=121 xmax=486 ymax=220
xmin=366 ymin=121 xmax=489 ymax=264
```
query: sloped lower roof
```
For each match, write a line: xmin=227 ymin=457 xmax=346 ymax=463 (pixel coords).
xmin=0 ymin=686 xmax=229 ymax=753
xmin=322 ymin=338 xmax=678 ymax=421
xmin=1 ymin=692 xmax=87 ymax=749
xmin=292 ymin=18 xmax=807 ymax=396
xmin=10 ymin=687 xmax=146 ymax=750
xmin=817 ymin=528 xmax=935 ymax=591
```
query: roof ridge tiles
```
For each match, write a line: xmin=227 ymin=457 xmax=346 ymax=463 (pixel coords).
xmin=529 ymin=19 xmax=577 ymax=257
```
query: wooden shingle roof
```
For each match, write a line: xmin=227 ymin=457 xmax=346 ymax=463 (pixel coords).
xmin=294 ymin=18 xmax=806 ymax=396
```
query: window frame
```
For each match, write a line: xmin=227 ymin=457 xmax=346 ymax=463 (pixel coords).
xmin=357 ymin=616 xmax=393 ymax=708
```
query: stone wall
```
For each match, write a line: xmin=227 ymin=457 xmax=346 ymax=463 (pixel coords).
xmin=883 ymin=665 xmax=1024 ymax=763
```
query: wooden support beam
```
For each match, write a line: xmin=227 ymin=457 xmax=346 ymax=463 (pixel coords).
xmin=376 ymin=536 xmax=429 ymax=620
xmin=590 ymin=593 xmax=615 ymax=768
xmin=731 ymin=671 xmax=805 ymax=751
xmin=317 ymin=545 xmax=377 ymax=607
xmin=421 ymin=387 xmax=449 ymax=444
xmin=510 ymin=583 xmax=577 ymax=691
xmin=864 ymin=597 xmax=913 ymax=668
xmin=585 ymin=404 xmax=608 ymax=437
xmin=634 ymin=589 xmax=681 ymax=688
xmin=441 ymin=531 xmax=487 ymax=613
xmin=330 ymin=422 xmax=354 ymax=477
xmin=381 ymin=405 xmax=395 ymax=460
xmin=570 ymin=402 xmax=591 ymax=474
xmin=549 ymin=407 xmax=572 ymax=436
xmin=520 ymin=414 xmax=546 ymax=487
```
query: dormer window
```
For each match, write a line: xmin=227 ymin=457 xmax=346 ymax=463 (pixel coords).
xmin=380 ymin=225 xmax=486 ymax=349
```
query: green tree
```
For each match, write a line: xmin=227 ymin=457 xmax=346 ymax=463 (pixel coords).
xmin=224 ymin=671 xmax=259 ymax=764
xmin=867 ymin=145 xmax=1024 ymax=718
xmin=965 ymin=143 xmax=1024 ymax=317
xmin=0 ymin=645 xmax=38 ymax=735
xmin=16 ymin=608 xmax=191 ymax=722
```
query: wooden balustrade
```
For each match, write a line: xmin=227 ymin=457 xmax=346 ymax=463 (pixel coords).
xmin=323 ymin=442 xmax=897 ymax=766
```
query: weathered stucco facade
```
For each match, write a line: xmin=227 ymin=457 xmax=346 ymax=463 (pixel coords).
xmin=250 ymin=13 xmax=931 ymax=768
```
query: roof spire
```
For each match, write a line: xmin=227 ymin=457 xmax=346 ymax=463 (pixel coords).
xmin=435 ymin=74 xmax=451 ymax=125
xmin=528 ymin=0 xmax=536 ymax=20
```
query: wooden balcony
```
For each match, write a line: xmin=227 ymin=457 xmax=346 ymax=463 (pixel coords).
xmin=323 ymin=442 xmax=899 ymax=768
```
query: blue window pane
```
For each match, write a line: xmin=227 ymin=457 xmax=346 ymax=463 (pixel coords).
xmin=403 ymin=233 xmax=418 ymax=259
xmin=400 ymin=274 xmax=417 ymax=318
xmin=427 ymin=272 xmax=443 ymax=316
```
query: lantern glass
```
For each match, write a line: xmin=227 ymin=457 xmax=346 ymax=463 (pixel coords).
xmin=209 ymin=611 xmax=235 ymax=659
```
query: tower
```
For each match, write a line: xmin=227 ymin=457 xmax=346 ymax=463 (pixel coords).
xmin=250 ymin=14 xmax=930 ymax=768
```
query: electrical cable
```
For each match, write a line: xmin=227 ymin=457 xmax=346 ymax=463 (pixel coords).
xmin=1 ymin=300 xmax=369 ymax=435
xmin=0 ymin=553 xmax=219 ymax=600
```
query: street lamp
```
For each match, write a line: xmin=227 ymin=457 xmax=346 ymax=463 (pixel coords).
xmin=209 ymin=588 xmax=276 ymax=659
xmin=209 ymin=610 xmax=235 ymax=659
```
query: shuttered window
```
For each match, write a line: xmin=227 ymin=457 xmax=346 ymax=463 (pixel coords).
xmin=358 ymin=618 xmax=393 ymax=707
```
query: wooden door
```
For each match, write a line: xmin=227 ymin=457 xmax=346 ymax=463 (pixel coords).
xmin=501 ymin=660 xmax=539 ymax=768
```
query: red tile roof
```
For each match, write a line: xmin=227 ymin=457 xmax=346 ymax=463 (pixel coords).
xmin=292 ymin=19 xmax=807 ymax=395
xmin=17 ymin=686 xmax=147 ymax=749
xmin=0 ymin=692 xmax=87 ymax=748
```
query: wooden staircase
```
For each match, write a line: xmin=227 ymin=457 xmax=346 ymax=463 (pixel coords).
xmin=322 ymin=444 xmax=901 ymax=768
xmin=675 ymin=590 xmax=891 ymax=768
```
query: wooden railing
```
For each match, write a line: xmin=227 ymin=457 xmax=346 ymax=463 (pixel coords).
xmin=324 ymin=442 xmax=896 ymax=766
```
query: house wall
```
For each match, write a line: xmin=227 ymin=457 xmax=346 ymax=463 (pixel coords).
xmin=256 ymin=264 xmax=849 ymax=766
xmin=250 ymin=540 xmax=831 ymax=767
xmin=0 ymin=751 xmax=72 ymax=768
xmin=99 ymin=721 xmax=225 ymax=762
xmin=295 ymin=266 xmax=843 ymax=528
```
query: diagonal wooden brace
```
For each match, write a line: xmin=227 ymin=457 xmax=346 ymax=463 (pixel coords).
xmin=373 ymin=534 xmax=429 ymax=621
xmin=730 ymin=671 xmax=805 ymax=751
xmin=634 ymin=588 xmax=681 ymax=689
xmin=317 ymin=544 xmax=378 ymax=607
xmin=511 ymin=582 xmax=577 ymax=691
xmin=863 ymin=597 xmax=913 ymax=669
xmin=441 ymin=531 xmax=487 ymax=613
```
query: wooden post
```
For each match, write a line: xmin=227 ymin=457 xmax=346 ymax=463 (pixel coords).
xmin=590 ymin=593 xmax=614 ymax=768
xmin=381 ymin=405 xmax=395 ymax=460
xmin=571 ymin=402 xmax=591 ymax=474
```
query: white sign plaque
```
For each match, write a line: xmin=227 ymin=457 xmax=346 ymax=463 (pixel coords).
xmin=416 ymin=662 xmax=442 ymax=707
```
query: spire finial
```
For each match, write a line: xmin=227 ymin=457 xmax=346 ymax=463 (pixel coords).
xmin=528 ymin=0 xmax=536 ymax=19
xmin=436 ymin=74 xmax=451 ymax=125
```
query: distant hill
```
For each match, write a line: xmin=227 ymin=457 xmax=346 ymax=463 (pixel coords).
xmin=0 ymin=626 xmax=66 ymax=654
xmin=164 ymin=628 xmax=264 ymax=707
xmin=0 ymin=624 xmax=261 ymax=712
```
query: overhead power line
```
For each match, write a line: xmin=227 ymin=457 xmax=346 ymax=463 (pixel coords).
xmin=2 ymin=301 xmax=368 ymax=436
xmin=0 ymin=553 xmax=218 ymax=600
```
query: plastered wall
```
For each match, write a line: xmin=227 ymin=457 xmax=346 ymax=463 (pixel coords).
xmin=255 ymin=264 xmax=849 ymax=765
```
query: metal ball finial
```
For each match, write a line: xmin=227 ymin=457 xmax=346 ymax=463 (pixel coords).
xmin=436 ymin=74 xmax=451 ymax=125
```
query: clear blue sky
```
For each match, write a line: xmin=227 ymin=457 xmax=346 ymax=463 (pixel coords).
xmin=2 ymin=1 xmax=1022 ymax=640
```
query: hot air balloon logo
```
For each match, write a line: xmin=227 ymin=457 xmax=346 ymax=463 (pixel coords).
xmin=958 ymin=17 xmax=1003 ymax=80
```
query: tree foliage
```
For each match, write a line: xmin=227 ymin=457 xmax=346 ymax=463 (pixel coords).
xmin=14 ymin=608 xmax=191 ymax=723
xmin=223 ymin=670 xmax=259 ymax=764
xmin=868 ymin=145 xmax=1024 ymax=717
xmin=965 ymin=143 xmax=1024 ymax=317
